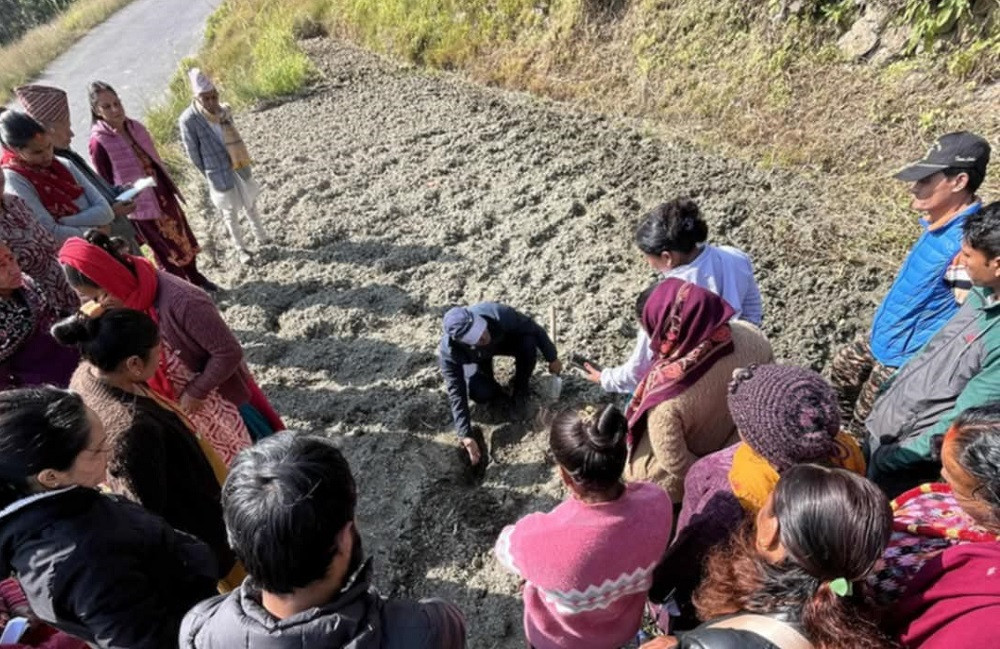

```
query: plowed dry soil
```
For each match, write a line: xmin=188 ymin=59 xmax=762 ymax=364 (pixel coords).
xmin=191 ymin=38 xmax=898 ymax=647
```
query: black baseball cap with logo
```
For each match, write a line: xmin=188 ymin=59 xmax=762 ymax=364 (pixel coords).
xmin=893 ymin=131 xmax=991 ymax=182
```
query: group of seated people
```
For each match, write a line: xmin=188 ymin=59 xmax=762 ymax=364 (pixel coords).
xmin=0 ymin=69 xmax=995 ymax=649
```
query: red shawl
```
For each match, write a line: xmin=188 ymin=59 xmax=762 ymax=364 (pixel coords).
xmin=625 ymin=279 xmax=736 ymax=447
xmin=57 ymin=237 xmax=175 ymax=399
xmin=1 ymin=147 xmax=83 ymax=219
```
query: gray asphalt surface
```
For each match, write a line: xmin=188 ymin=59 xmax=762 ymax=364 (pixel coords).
xmin=16 ymin=0 xmax=224 ymax=152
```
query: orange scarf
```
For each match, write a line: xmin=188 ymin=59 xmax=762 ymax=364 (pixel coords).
xmin=728 ymin=431 xmax=867 ymax=512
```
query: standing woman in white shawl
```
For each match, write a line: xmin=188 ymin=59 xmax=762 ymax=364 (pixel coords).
xmin=178 ymin=69 xmax=269 ymax=265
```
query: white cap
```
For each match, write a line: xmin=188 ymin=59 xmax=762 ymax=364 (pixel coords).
xmin=188 ymin=68 xmax=215 ymax=96
xmin=460 ymin=314 xmax=488 ymax=346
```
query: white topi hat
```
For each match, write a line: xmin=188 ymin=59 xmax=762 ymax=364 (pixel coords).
xmin=188 ymin=68 xmax=216 ymax=96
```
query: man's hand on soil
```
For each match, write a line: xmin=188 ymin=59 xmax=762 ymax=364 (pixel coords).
xmin=548 ymin=359 xmax=563 ymax=375
xmin=461 ymin=436 xmax=482 ymax=465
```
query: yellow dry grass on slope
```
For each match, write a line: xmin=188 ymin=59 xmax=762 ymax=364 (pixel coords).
xmin=151 ymin=0 xmax=1000 ymax=259
xmin=0 ymin=0 xmax=137 ymax=105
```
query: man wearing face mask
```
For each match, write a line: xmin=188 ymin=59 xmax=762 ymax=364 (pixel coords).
xmin=14 ymin=84 xmax=141 ymax=254
xmin=439 ymin=303 xmax=562 ymax=466
xmin=180 ymin=432 xmax=468 ymax=649
xmin=830 ymin=132 xmax=991 ymax=440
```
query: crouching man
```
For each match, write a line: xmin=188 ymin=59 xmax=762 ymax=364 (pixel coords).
xmin=439 ymin=303 xmax=562 ymax=466
xmin=180 ymin=432 xmax=468 ymax=648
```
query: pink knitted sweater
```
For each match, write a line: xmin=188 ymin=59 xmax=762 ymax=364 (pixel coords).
xmin=495 ymin=481 xmax=672 ymax=649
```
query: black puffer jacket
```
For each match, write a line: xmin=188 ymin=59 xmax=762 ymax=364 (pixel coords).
xmin=0 ymin=486 xmax=219 ymax=649
xmin=676 ymin=627 xmax=781 ymax=649
xmin=181 ymin=560 xmax=467 ymax=649
xmin=675 ymin=613 xmax=807 ymax=649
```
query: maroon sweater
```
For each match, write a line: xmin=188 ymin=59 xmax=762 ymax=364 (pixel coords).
xmin=154 ymin=271 xmax=250 ymax=404
xmin=892 ymin=542 xmax=1000 ymax=648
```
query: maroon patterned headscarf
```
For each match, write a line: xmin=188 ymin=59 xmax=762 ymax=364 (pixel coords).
xmin=625 ymin=279 xmax=736 ymax=447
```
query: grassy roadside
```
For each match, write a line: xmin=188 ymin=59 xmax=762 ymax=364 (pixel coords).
xmin=144 ymin=0 xmax=314 ymax=169
xmin=149 ymin=0 xmax=999 ymax=261
xmin=0 ymin=0 xmax=138 ymax=105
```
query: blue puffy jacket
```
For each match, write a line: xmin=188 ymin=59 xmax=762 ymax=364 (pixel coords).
xmin=869 ymin=203 xmax=981 ymax=368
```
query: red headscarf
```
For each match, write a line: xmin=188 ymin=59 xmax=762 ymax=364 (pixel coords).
xmin=625 ymin=279 xmax=736 ymax=447
xmin=57 ymin=237 xmax=158 ymax=312
xmin=1 ymin=147 xmax=83 ymax=219
xmin=58 ymin=237 xmax=175 ymax=399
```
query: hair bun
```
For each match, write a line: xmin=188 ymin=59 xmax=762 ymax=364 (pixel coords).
xmin=586 ymin=405 xmax=626 ymax=451
xmin=50 ymin=314 xmax=97 ymax=347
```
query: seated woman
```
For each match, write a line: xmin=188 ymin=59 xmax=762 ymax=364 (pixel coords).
xmin=58 ymin=231 xmax=283 ymax=463
xmin=0 ymin=110 xmax=113 ymax=244
xmin=52 ymin=307 xmax=237 ymax=585
xmin=0 ymin=387 xmax=218 ymax=649
xmin=14 ymin=84 xmax=141 ymax=254
xmin=872 ymin=404 xmax=1000 ymax=647
xmin=494 ymin=405 xmax=672 ymax=649
xmin=0 ymin=243 xmax=78 ymax=390
xmin=651 ymin=364 xmax=865 ymax=630
xmin=642 ymin=464 xmax=894 ymax=649
xmin=0 ymin=171 xmax=78 ymax=316
xmin=585 ymin=198 xmax=764 ymax=394
xmin=624 ymin=279 xmax=773 ymax=502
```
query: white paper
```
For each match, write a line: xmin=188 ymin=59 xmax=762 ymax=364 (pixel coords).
xmin=115 ymin=176 xmax=157 ymax=202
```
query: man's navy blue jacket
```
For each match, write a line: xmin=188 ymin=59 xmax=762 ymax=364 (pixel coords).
xmin=438 ymin=302 xmax=557 ymax=439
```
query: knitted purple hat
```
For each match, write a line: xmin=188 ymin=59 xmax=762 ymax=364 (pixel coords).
xmin=727 ymin=364 xmax=841 ymax=472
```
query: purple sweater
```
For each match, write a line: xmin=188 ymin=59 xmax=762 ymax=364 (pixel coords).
xmin=154 ymin=271 xmax=250 ymax=404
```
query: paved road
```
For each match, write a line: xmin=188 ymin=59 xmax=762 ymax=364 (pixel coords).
xmin=21 ymin=0 xmax=225 ymax=152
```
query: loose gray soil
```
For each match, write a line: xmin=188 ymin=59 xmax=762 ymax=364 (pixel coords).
xmin=190 ymin=38 xmax=901 ymax=647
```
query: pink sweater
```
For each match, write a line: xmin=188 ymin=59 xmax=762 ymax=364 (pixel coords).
xmin=495 ymin=481 xmax=672 ymax=649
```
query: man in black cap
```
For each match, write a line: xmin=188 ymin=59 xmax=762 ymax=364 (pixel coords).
xmin=439 ymin=303 xmax=561 ymax=465
xmin=831 ymin=131 xmax=991 ymax=438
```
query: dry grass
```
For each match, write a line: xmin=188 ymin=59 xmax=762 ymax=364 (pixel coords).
xmin=152 ymin=0 xmax=999 ymax=262
xmin=0 ymin=0 xmax=137 ymax=105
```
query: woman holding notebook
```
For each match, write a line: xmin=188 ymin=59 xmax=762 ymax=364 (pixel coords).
xmin=88 ymin=81 xmax=217 ymax=291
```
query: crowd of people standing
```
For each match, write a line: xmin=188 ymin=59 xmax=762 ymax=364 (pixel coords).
xmin=0 ymin=62 xmax=997 ymax=649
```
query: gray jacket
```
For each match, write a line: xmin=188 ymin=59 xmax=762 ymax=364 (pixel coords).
xmin=866 ymin=287 xmax=1000 ymax=477
xmin=179 ymin=104 xmax=234 ymax=192
xmin=180 ymin=560 xmax=467 ymax=649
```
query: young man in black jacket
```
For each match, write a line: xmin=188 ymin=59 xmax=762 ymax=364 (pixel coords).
xmin=181 ymin=432 xmax=468 ymax=649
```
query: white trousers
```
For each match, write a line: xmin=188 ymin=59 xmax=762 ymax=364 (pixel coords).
xmin=207 ymin=168 xmax=267 ymax=251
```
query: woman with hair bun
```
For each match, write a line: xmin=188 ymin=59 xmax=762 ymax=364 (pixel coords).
xmin=587 ymin=198 xmax=764 ymax=394
xmin=0 ymin=387 xmax=218 ymax=649
xmin=57 ymin=231 xmax=281 ymax=463
xmin=875 ymin=403 xmax=1000 ymax=647
xmin=494 ymin=404 xmax=671 ymax=649
xmin=52 ymin=307 xmax=238 ymax=585
xmin=642 ymin=464 xmax=894 ymax=649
